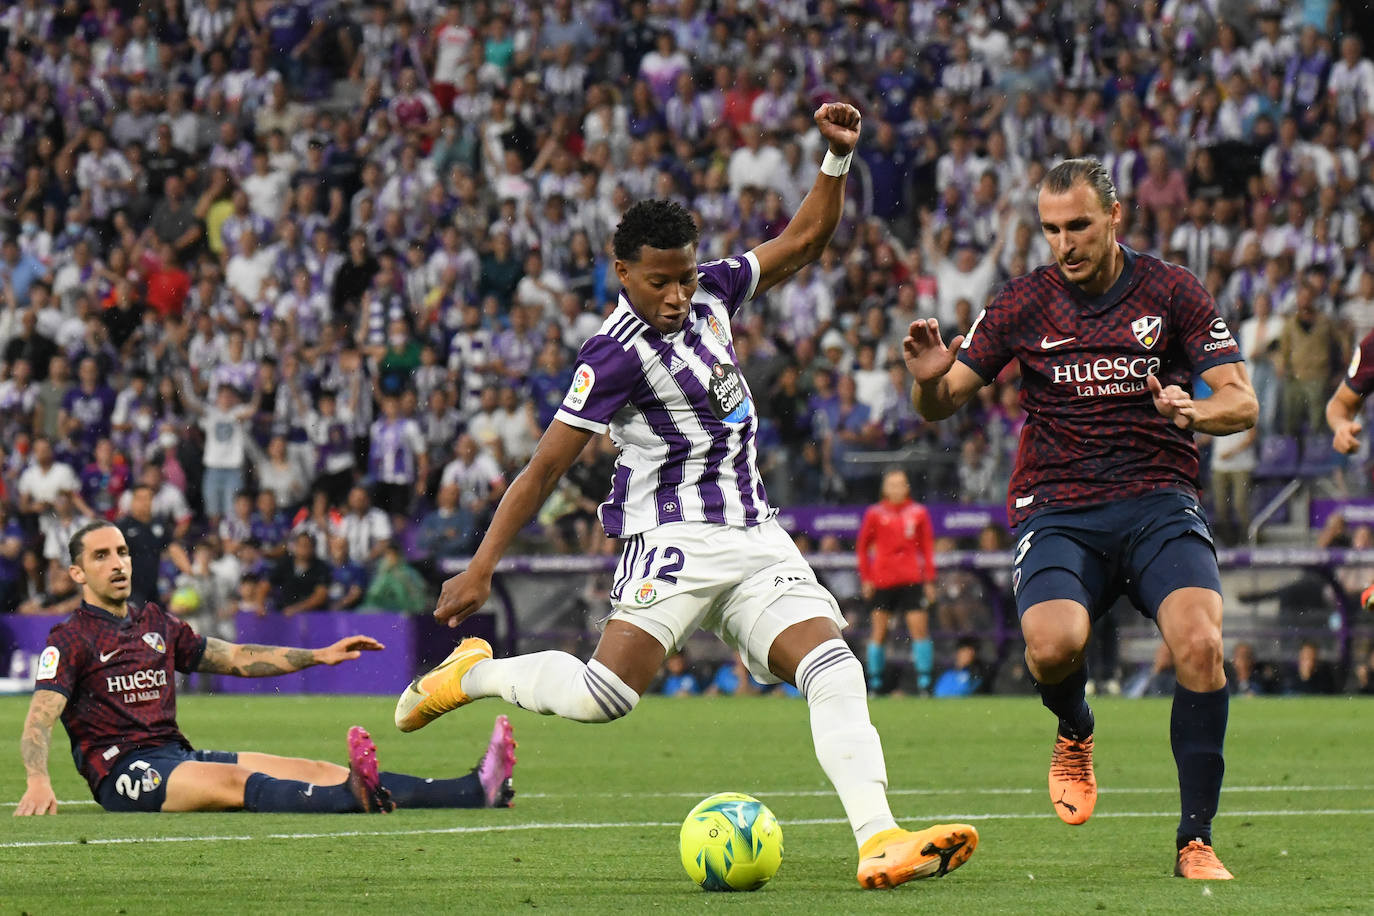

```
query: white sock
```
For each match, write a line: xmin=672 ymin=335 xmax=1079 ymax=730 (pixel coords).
xmin=796 ymin=637 xmax=899 ymax=848
xmin=460 ymin=652 xmax=639 ymax=723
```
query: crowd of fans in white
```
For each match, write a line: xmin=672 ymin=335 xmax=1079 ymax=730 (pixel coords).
xmin=0 ymin=0 xmax=1371 ymax=623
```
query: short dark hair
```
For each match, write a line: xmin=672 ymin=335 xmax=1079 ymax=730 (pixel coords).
xmin=1042 ymin=158 xmax=1118 ymax=211
xmin=612 ymin=199 xmax=699 ymax=262
xmin=69 ymin=520 xmax=118 ymax=565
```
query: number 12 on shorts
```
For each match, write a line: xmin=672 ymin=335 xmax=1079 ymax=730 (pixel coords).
xmin=640 ymin=546 xmax=685 ymax=584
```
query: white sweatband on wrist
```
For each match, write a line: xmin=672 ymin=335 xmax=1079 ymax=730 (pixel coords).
xmin=821 ymin=149 xmax=853 ymax=177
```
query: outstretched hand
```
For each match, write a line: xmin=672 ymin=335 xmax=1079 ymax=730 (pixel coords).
xmin=902 ymin=318 xmax=964 ymax=386
xmin=1147 ymin=374 xmax=1196 ymax=429
xmin=815 ymin=102 xmax=861 ymax=155
xmin=316 ymin=635 xmax=385 ymax=666
xmin=434 ymin=568 xmax=492 ymax=628
xmin=14 ymin=783 xmax=57 ymax=816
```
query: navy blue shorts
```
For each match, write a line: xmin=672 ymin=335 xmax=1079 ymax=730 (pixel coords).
xmin=95 ymin=745 xmax=238 ymax=812
xmin=1011 ymin=490 xmax=1221 ymax=621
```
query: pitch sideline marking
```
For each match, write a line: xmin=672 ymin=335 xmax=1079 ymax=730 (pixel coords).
xmin=5 ymin=808 xmax=1374 ymax=850
xmin=5 ymin=783 xmax=1372 ymax=809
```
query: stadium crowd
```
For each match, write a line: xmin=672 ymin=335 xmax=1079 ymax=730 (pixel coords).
xmin=0 ymin=0 xmax=1373 ymax=633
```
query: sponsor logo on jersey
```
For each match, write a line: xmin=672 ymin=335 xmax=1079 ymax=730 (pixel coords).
xmin=142 ymin=632 xmax=167 ymax=654
xmin=1040 ymin=335 xmax=1076 ymax=349
xmin=961 ymin=310 xmax=986 ymax=349
xmin=107 ymin=668 xmax=169 ymax=694
xmin=1203 ymin=318 xmax=1239 ymax=352
xmin=1131 ymin=315 xmax=1162 ymax=349
xmin=706 ymin=361 xmax=752 ymax=424
xmin=633 ymin=581 xmax=657 ymax=605
xmin=562 ymin=364 xmax=596 ymax=411
xmin=1350 ymin=348 xmax=1362 ymax=379
xmin=1050 ymin=355 xmax=1162 ymax=385
xmin=706 ymin=315 xmax=729 ymax=347
xmin=36 ymin=646 xmax=59 ymax=681
xmin=669 ymin=354 xmax=687 ymax=374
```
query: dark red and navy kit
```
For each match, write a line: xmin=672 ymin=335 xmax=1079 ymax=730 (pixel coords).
xmin=856 ymin=499 xmax=936 ymax=588
xmin=34 ymin=601 xmax=206 ymax=794
xmin=957 ymin=247 xmax=1243 ymax=528
xmin=1342 ymin=327 xmax=1374 ymax=397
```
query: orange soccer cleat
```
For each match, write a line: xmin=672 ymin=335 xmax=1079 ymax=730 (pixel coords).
xmin=1174 ymin=839 xmax=1234 ymax=880
xmin=1048 ymin=732 xmax=1097 ymax=825
xmin=394 ymin=637 xmax=493 ymax=732
xmin=856 ymin=824 xmax=979 ymax=889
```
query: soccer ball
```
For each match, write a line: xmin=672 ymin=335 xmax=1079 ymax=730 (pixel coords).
xmin=168 ymin=586 xmax=201 ymax=615
xmin=679 ymin=792 xmax=783 ymax=892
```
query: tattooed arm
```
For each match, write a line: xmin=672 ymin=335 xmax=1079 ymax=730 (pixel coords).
xmin=195 ymin=635 xmax=385 ymax=677
xmin=16 ymin=690 xmax=68 ymax=816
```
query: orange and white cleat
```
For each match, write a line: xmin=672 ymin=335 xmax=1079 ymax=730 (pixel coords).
xmin=1175 ymin=839 xmax=1234 ymax=880
xmin=856 ymin=824 xmax=979 ymax=889
xmin=1048 ymin=732 xmax=1097 ymax=825
xmin=394 ymin=637 xmax=493 ymax=732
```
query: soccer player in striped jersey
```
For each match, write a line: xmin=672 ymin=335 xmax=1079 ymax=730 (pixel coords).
xmin=395 ymin=103 xmax=978 ymax=890
xmin=903 ymin=158 xmax=1256 ymax=879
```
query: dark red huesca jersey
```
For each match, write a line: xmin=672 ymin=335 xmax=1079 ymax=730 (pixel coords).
xmin=957 ymin=247 xmax=1243 ymax=528
xmin=1342 ymin=327 xmax=1374 ymax=397
xmin=33 ymin=601 xmax=206 ymax=793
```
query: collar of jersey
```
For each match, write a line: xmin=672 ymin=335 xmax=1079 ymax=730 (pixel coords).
xmin=79 ymin=600 xmax=135 ymax=626
xmin=1058 ymin=243 xmax=1139 ymax=314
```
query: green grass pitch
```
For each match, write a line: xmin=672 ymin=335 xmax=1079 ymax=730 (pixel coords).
xmin=2 ymin=694 xmax=1370 ymax=913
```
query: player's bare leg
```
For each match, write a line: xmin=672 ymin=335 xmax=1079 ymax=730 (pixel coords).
xmin=768 ymin=612 xmax=977 ymax=889
xmin=1157 ymin=586 xmax=1233 ymax=879
xmin=236 ymin=752 xmax=349 ymax=784
xmin=1022 ymin=597 xmax=1097 ymax=825
xmin=403 ymin=621 xmax=660 ymax=728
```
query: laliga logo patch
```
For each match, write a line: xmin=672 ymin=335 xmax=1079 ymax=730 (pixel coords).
xmin=563 ymin=364 xmax=596 ymax=411
xmin=1131 ymin=315 xmax=1162 ymax=349
xmin=633 ymin=581 xmax=657 ymax=605
xmin=143 ymin=632 xmax=167 ymax=654
xmin=141 ymin=766 xmax=162 ymax=792
xmin=707 ymin=361 xmax=752 ymax=424
xmin=706 ymin=314 xmax=729 ymax=347
xmin=36 ymin=646 xmax=60 ymax=681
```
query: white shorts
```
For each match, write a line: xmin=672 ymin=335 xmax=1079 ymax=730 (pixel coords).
xmin=606 ymin=519 xmax=844 ymax=684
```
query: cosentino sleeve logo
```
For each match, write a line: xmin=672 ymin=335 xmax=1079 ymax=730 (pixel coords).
xmin=1052 ymin=356 xmax=1163 ymax=397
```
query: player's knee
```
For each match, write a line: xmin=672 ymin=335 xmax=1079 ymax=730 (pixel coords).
xmin=1024 ymin=631 xmax=1082 ymax=673
xmin=1172 ymin=627 xmax=1224 ymax=677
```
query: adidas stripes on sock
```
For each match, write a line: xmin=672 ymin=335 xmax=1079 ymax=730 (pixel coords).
xmin=797 ymin=637 xmax=899 ymax=848
xmin=461 ymin=651 xmax=640 ymax=723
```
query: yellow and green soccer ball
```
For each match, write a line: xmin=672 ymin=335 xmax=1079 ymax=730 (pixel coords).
xmin=679 ymin=792 xmax=783 ymax=892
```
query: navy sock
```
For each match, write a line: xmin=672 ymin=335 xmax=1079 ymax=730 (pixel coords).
xmin=1171 ymin=684 xmax=1228 ymax=850
xmin=1034 ymin=665 xmax=1095 ymax=740
xmin=380 ymin=771 xmax=485 ymax=809
xmin=243 ymin=773 xmax=359 ymax=813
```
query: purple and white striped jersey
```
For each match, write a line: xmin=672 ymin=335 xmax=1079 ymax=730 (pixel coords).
xmin=554 ymin=252 xmax=769 ymax=538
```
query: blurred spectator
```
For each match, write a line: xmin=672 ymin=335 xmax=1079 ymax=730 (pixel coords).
xmin=360 ymin=541 xmax=429 ymax=613
xmin=705 ymin=653 xmax=760 ymax=696
xmin=1125 ymin=642 xmax=1177 ymax=699
xmin=417 ymin=483 xmax=477 ymax=563
xmin=116 ymin=483 xmax=188 ymax=609
xmin=1206 ymin=424 xmax=1258 ymax=545
xmin=1276 ymin=284 xmax=1344 ymax=437
xmin=1284 ymin=641 xmax=1340 ymax=695
xmin=325 ymin=535 xmax=368 ymax=611
xmin=269 ymin=532 xmax=331 ymax=616
xmin=932 ymin=638 xmax=991 ymax=698
xmin=659 ymin=651 xmax=701 ymax=697
xmin=1227 ymin=642 xmax=1276 ymax=697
